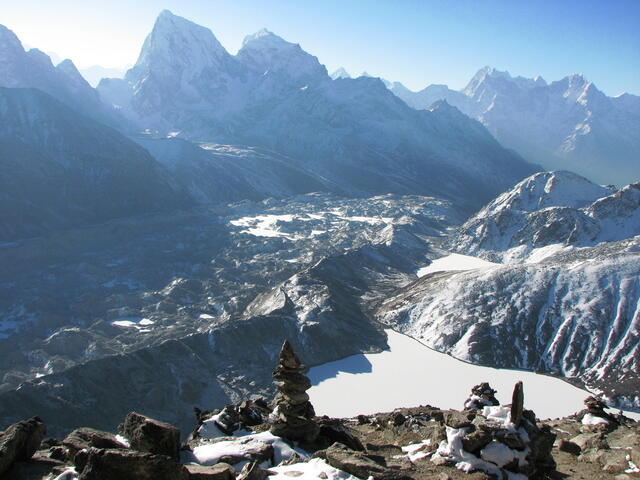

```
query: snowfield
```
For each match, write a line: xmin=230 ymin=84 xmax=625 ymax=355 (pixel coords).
xmin=417 ymin=253 xmax=499 ymax=277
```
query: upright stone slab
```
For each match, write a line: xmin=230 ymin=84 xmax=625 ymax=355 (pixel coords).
xmin=269 ymin=340 xmax=319 ymax=442
xmin=510 ymin=381 xmax=524 ymax=428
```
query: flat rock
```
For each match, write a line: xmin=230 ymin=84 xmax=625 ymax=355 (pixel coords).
xmin=78 ymin=447 xmax=184 ymax=480
xmin=185 ymin=462 xmax=236 ymax=479
xmin=323 ymin=442 xmax=392 ymax=479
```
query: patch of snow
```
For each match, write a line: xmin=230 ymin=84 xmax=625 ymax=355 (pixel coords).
xmin=581 ymin=413 xmax=610 ymax=425
xmin=115 ymin=434 xmax=130 ymax=448
xmin=52 ymin=467 xmax=78 ymax=480
xmin=110 ymin=317 xmax=153 ymax=329
xmin=268 ymin=458 xmax=359 ymax=480
xmin=417 ymin=253 xmax=500 ymax=277
xmin=401 ymin=439 xmax=433 ymax=461
xmin=187 ymin=431 xmax=306 ymax=469
xmin=525 ymin=244 xmax=569 ymax=263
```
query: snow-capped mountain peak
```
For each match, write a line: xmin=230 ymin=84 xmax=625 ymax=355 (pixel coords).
xmin=0 ymin=24 xmax=24 ymax=56
xmin=129 ymin=9 xmax=229 ymax=83
xmin=237 ymin=28 xmax=327 ymax=81
xmin=330 ymin=67 xmax=351 ymax=80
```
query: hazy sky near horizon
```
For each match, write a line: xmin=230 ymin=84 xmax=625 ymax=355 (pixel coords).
xmin=3 ymin=0 xmax=639 ymax=95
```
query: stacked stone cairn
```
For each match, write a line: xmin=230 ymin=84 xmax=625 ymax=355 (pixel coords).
xmin=269 ymin=340 xmax=320 ymax=443
xmin=463 ymin=382 xmax=500 ymax=411
xmin=578 ymin=396 xmax=619 ymax=428
xmin=432 ymin=381 xmax=556 ymax=478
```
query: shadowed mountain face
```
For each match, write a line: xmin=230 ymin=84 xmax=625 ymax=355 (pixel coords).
xmin=388 ymin=67 xmax=640 ymax=186
xmin=0 ymin=88 xmax=191 ymax=242
xmin=98 ymin=11 xmax=538 ymax=210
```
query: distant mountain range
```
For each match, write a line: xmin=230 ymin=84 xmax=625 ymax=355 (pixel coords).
xmin=380 ymin=67 xmax=640 ymax=187
xmin=96 ymin=11 xmax=536 ymax=208
xmin=0 ymin=11 xmax=540 ymax=242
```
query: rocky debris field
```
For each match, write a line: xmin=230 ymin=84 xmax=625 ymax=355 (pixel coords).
xmin=0 ymin=193 xmax=459 ymax=436
xmin=1 ymin=342 xmax=638 ymax=480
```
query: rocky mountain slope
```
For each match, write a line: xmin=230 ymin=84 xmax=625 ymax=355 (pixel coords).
xmin=0 ymin=87 xmax=191 ymax=242
xmin=376 ymin=171 xmax=640 ymax=411
xmin=0 ymin=193 xmax=460 ymax=436
xmin=98 ymin=11 xmax=538 ymax=209
xmin=389 ymin=67 xmax=640 ymax=186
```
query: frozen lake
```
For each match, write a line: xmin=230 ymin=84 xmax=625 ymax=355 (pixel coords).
xmin=309 ymin=330 xmax=639 ymax=420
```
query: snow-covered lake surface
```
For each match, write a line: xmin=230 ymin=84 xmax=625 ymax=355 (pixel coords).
xmin=416 ymin=253 xmax=499 ymax=277
xmin=309 ymin=330 xmax=640 ymax=420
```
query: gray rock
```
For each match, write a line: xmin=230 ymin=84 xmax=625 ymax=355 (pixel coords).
xmin=0 ymin=416 xmax=46 ymax=476
xmin=323 ymin=442 xmax=391 ymax=479
xmin=118 ymin=412 xmax=180 ymax=460
xmin=443 ymin=411 xmax=474 ymax=429
xmin=557 ymin=439 xmax=581 ymax=456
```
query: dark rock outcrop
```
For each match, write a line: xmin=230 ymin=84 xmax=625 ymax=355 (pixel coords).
xmin=118 ymin=412 xmax=180 ymax=460
xmin=0 ymin=416 xmax=46 ymax=476
xmin=77 ymin=447 xmax=185 ymax=480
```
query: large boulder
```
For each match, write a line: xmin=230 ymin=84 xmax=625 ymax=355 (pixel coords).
xmin=118 ymin=412 xmax=180 ymax=460
xmin=78 ymin=447 xmax=184 ymax=480
xmin=0 ymin=416 xmax=46 ymax=476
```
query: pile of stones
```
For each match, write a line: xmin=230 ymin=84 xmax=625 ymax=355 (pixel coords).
xmin=463 ymin=382 xmax=500 ymax=411
xmin=268 ymin=340 xmax=319 ymax=443
xmin=431 ymin=381 xmax=556 ymax=478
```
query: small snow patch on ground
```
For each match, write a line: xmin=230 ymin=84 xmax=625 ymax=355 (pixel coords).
xmin=269 ymin=458 xmax=360 ymax=479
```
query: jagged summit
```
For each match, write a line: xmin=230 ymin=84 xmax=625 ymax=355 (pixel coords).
xmin=237 ymin=27 xmax=327 ymax=81
xmin=330 ymin=67 xmax=351 ymax=79
xmin=129 ymin=9 xmax=229 ymax=79
xmin=241 ymin=27 xmax=283 ymax=48
xmin=0 ymin=24 xmax=24 ymax=55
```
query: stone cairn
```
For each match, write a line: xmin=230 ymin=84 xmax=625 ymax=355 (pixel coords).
xmin=435 ymin=381 xmax=556 ymax=478
xmin=463 ymin=382 xmax=500 ymax=411
xmin=269 ymin=340 xmax=319 ymax=443
xmin=579 ymin=396 xmax=618 ymax=426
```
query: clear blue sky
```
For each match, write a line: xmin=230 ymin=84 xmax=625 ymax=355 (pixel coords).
xmin=3 ymin=0 xmax=639 ymax=95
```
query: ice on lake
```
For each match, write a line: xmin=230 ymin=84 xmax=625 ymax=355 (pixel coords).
xmin=308 ymin=330 xmax=639 ymax=420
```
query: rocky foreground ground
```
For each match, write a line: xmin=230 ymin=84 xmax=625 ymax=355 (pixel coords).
xmin=1 ymin=342 xmax=638 ymax=480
